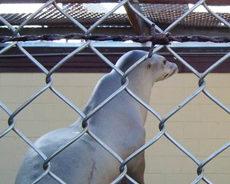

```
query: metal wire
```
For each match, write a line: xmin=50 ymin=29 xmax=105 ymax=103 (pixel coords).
xmin=1 ymin=32 xmax=230 ymax=44
xmin=0 ymin=0 xmax=230 ymax=184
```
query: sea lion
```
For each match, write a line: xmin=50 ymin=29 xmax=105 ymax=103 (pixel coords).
xmin=15 ymin=50 xmax=178 ymax=184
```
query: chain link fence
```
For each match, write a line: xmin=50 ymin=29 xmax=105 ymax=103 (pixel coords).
xmin=0 ymin=0 xmax=230 ymax=183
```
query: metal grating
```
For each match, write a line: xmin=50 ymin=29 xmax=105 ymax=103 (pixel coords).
xmin=0 ymin=3 xmax=230 ymax=28
xmin=141 ymin=4 xmax=230 ymax=27
xmin=141 ymin=4 xmax=189 ymax=25
xmin=0 ymin=3 xmax=129 ymax=28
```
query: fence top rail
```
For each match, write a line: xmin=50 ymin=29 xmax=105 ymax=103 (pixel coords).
xmin=1 ymin=41 xmax=230 ymax=48
xmin=0 ymin=0 xmax=230 ymax=5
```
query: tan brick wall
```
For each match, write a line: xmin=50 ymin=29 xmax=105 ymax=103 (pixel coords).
xmin=0 ymin=73 xmax=230 ymax=184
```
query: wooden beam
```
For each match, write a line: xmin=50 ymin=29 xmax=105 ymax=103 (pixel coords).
xmin=1 ymin=0 xmax=230 ymax=5
xmin=124 ymin=1 xmax=148 ymax=35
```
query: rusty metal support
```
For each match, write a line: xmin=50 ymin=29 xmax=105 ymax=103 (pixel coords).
xmin=1 ymin=33 xmax=230 ymax=44
xmin=124 ymin=1 xmax=148 ymax=35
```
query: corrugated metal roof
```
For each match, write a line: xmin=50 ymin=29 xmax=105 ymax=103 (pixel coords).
xmin=0 ymin=3 xmax=229 ymax=28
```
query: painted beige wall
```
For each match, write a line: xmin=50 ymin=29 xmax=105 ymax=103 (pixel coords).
xmin=0 ymin=73 xmax=230 ymax=184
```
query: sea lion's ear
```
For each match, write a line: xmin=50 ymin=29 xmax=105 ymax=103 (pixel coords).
xmin=147 ymin=63 xmax=152 ymax=69
xmin=147 ymin=59 xmax=154 ymax=68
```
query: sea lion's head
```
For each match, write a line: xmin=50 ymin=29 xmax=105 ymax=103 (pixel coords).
xmin=115 ymin=50 xmax=178 ymax=85
xmin=113 ymin=50 xmax=178 ymax=106
xmin=146 ymin=54 xmax=178 ymax=82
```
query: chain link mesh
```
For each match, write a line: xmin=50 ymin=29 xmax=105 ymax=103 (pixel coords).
xmin=0 ymin=0 xmax=230 ymax=183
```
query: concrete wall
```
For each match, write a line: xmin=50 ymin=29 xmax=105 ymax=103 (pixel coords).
xmin=0 ymin=73 xmax=230 ymax=184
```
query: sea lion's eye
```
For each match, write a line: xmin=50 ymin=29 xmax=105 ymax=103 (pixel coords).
xmin=163 ymin=60 xmax=167 ymax=65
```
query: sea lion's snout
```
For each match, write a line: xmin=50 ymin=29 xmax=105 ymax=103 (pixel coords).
xmin=170 ymin=62 xmax=179 ymax=75
xmin=149 ymin=54 xmax=179 ymax=82
xmin=160 ymin=60 xmax=179 ymax=81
